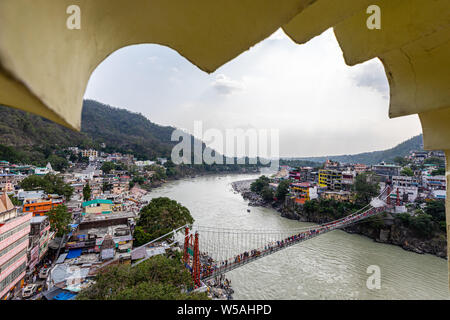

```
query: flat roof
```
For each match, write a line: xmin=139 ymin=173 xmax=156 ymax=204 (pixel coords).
xmin=31 ymin=215 xmax=48 ymax=224
xmin=82 ymin=199 xmax=113 ymax=207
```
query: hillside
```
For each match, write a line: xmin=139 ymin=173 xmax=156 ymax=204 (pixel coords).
xmin=288 ymin=134 xmax=424 ymax=165
xmin=0 ymin=100 xmax=192 ymax=164
xmin=81 ymin=100 xmax=177 ymax=159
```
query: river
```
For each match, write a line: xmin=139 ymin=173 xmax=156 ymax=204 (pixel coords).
xmin=144 ymin=173 xmax=449 ymax=300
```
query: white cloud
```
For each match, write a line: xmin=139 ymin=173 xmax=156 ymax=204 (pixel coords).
xmin=211 ymin=74 xmax=245 ymax=95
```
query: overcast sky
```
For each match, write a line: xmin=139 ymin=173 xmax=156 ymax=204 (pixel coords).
xmin=84 ymin=28 xmax=422 ymax=158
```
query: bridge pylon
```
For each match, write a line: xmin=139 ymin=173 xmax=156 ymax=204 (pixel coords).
xmin=193 ymin=232 xmax=201 ymax=287
xmin=183 ymin=227 xmax=190 ymax=264
xmin=386 ymin=185 xmax=391 ymax=205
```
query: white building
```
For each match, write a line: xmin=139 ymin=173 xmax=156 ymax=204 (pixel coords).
xmin=34 ymin=162 xmax=54 ymax=175
xmin=135 ymin=160 xmax=156 ymax=167
xmin=391 ymin=186 xmax=418 ymax=203
xmin=423 ymin=175 xmax=446 ymax=190
xmin=432 ymin=189 xmax=446 ymax=200
xmin=341 ymin=171 xmax=355 ymax=185
xmin=392 ymin=175 xmax=419 ymax=188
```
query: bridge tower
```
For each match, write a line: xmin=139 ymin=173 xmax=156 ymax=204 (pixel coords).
xmin=183 ymin=227 xmax=190 ymax=264
xmin=386 ymin=186 xmax=391 ymax=205
xmin=192 ymin=232 xmax=201 ymax=286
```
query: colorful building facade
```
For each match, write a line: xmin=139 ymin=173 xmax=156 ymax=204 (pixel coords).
xmin=82 ymin=199 xmax=113 ymax=215
xmin=23 ymin=200 xmax=61 ymax=217
xmin=318 ymin=169 xmax=342 ymax=190
xmin=0 ymin=193 xmax=32 ymax=299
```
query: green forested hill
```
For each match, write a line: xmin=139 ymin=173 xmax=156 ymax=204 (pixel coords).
xmin=288 ymin=134 xmax=424 ymax=165
xmin=81 ymin=100 xmax=176 ymax=159
xmin=0 ymin=100 xmax=183 ymax=164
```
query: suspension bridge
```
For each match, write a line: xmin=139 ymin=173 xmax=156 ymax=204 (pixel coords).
xmin=128 ymin=185 xmax=394 ymax=287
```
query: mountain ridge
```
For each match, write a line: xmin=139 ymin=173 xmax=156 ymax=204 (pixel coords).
xmin=285 ymin=134 xmax=424 ymax=165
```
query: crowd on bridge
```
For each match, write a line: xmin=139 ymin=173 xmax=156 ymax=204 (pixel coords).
xmin=199 ymin=204 xmax=386 ymax=280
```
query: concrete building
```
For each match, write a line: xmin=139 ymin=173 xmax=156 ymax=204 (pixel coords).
xmin=27 ymin=215 xmax=53 ymax=275
xmin=372 ymin=163 xmax=401 ymax=178
xmin=135 ymin=160 xmax=156 ymax=167
xmin=82 ymin=199 xmax=114 ymax=215
xmin=341 ymin=171 xmax=356 ymax=185
xmin=423 ymin=175 xmax=446 ymax=191
xmin=321 ymin=190 xmax=354 ymax=202
xmin=81 ymin=149 xmax=98 ymax=159
xmin=0 ymin=193 xmax=32 ymax=299
xmin=318 ymin=169 xmax=342 ymax=191
xmin=392 ymin=176 xmax=419 ymax=188
xmin=23 ymin=198 xmax=62 ymax=217
xmin=353 ymin=164 xmax=368 ymax=174
xmin=289 ymin=182 xmax=318 ymax=204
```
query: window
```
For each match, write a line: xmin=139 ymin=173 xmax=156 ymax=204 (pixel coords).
xmin=0 ymin=249 xmax=26 ymax=273
xmin=0 ymin=236 xmax=28 ymax=258
xmin=0 ymin=261 xmax=26 ymax=292
xmin=0 ymin=221 xmax=30 ymax=242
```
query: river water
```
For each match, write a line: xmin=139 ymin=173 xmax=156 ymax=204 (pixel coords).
xmin=144 ymin=173 xmax=449 ymax=300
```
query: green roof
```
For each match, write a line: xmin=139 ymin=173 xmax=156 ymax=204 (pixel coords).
xmin=82 ymin=199 xmax=113 ymax=207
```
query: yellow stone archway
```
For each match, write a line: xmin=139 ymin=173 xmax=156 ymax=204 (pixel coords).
xmin=1 ymin=0 xmax=450 ymax=288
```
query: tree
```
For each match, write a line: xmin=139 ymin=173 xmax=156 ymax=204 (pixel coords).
xmin=47 ymin=154 xmax=69 ymax=172
xmin=134 ymin=197 xmax=194 ymax=247
xmin=250 ymin=175 xmax=270 ymax=193
xmin=20 ymin=174 xmax=47 ymax=191
xmin=400 ymin=167 xmax=414 ymax=177
xmin=424 ymin=200 xmax=445 ymax=222
xmin=431 ymin=168 xmax=445 ymax=176
xmin=424 ymin=157 xmax=445 ymax=166
xmin=8 ymin=194 xmax=21 ymax=206
xmin=410 ymin=213 xmax=434 ymax=238
xmin=101 ymin=161 xmax=116 ymax=174
xmin=83 ymin=184 xmax=91 ymax=201
xmin=261 ymin=186 xmax=274 ymax=201
xmin=275 ymin=180 xmax=290 ymax=201
xmin=102 ymin=182 xmax=112 ymax=192
xmin=393 ymin=156 xmax=409 ymax=166
xmin=61 ymin=183 xmax=74 ymax=201
xmin=76 ymin=254 xmax=208 ymax=300
xmin=47 ymin=204 xmax=72 ymax=237
xmin=77 ymin=152 xmax=89 ymax=163
xmin=150 ymin=165 xmax=167 ymax=181
xmin=353 ymin=173 xmax=379 ymax=206
xmin=19 ymin=174 xmax=73 ymax=200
